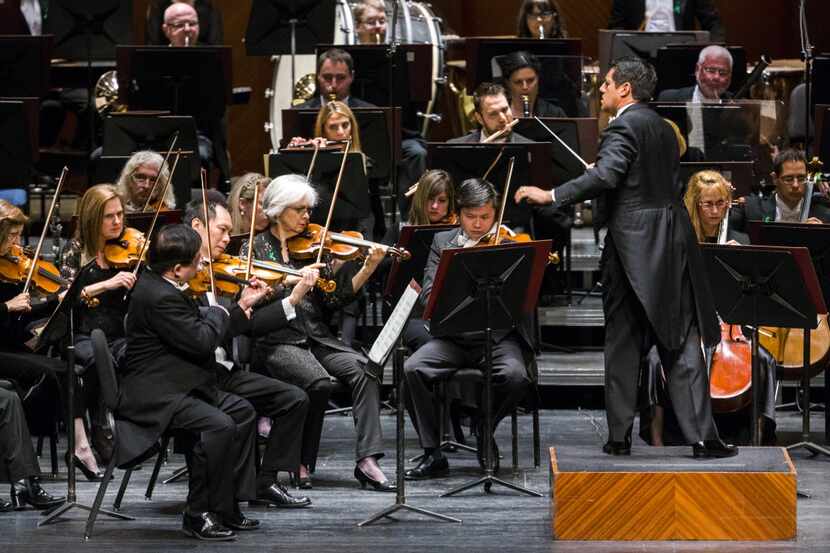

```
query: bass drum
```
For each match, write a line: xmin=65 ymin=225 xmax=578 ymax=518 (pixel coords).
xmin=267 ymin=1 xmax=445 ymax=150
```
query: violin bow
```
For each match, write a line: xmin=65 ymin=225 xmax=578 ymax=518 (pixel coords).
xmin=142 ymin=131 xmax=180 ymax=212
xmin=244 ymin=173 xmax=261 ymax=281
xmin=199 ymin=168 xmax=216 ymax=295
xmin=305 ymin=141 xmax=321 ymax=183
xmin=482 ymin=147 xmax=506 ymax=182
xmin=315 ymin=140 xmax=351 ymax=265
xmin=22 ymin=166 xmax=69 ymax=295
xmin=493 ymin=157 xmax=516 ymax=246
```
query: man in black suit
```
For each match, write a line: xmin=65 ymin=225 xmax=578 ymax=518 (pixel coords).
xmin=185 ymin=193 xmax=312 ymax=508
xmin=449 ymin=83 xmax=533 ymax=145
xmin=728 ymin=148 xmax=830 ymax=242
xmin=403 ymin=179 xmax=532 ymax=479
xmin=609 ymin=0 xmax=724 ymax=41
xmin=516 ymin=57 xmax=736 ymax=458
xmin=117 ymin=225 xmax=258 ymax=541
xmin=657 ymin=45 xmax=733 ymax=102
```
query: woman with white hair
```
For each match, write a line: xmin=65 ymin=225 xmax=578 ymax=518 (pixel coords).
xmin=114 ymin=150 xmax=175 ymax=213
xmin=245 ymin=174 xmax=393 ymax=492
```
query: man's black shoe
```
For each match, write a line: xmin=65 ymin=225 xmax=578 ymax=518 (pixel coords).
xmin=693 ymin=439 xmax=738 ymax=459
xmin=404 ymin=455 xmax=449 ymax=480
xmin=223 ymin=508 xmax=260 ymax=531
xmin=251 ymin=483 xmax=311 ymax=508
xmin=181 ymin=511 xmax=236 ymax=541
xmin=602 ymin=441 xmax=631 ymax=456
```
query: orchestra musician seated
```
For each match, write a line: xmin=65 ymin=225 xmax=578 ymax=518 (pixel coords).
xmin=228 ymin=173 xmax=270 ymax=236
xmin=353 ymin=0 xmax=387 ymax=44
xmin=498 ymin=51 xmax=567 ymax=118
xmin=728 ymin=148 xmax=830 ymax=243
xmin=657 ymin=45 xmax=733 ymax=102
xmin=449 ymin=83 xmax=532 ymax=144
xmin=403 ymin=179 xmax=533 ymax=480
xmin=118 ymin=224 xmax=259 ymax=541
xmin=146 ymin=0 xmax=223 ymax=46
xmin=244 ymin=174 xmax=395 ymax=492
xmin=114 ymin=151 xmax=175 ymax=213
xmin=185 ymin=193 xmax=312 ymax=508
xmin=609 ymin=0 xmax=724 ymax=41
xmin=516 ymin=0 xmax=568 ymax=39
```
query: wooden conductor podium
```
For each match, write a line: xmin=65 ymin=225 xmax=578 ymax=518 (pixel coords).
xmin=549 ymin=446 xmax=797 ymax=541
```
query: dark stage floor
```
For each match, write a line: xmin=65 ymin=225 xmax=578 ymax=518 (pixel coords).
xmin=2 ymin=407 xmax=829 ymax=552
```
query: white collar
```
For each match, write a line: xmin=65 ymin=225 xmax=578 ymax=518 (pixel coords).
xmin=162 ymin=274 xmax=190 ymax=292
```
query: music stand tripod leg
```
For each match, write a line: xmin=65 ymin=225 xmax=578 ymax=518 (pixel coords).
xmin=785 ymin=330 xmax=830 ymax=458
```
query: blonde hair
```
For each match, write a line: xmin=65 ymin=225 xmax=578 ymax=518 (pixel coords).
xmin=354 ymin=0 xmax=386 ymax=22
xmin=408 ymin=170 xmax=456 ymax=225
xmin=77 ymin=184 xmax=122 ymax=261
xmin=0 ymin=199 xmax=28 ymax=249
xmin=313 ymin=101 xmax=362 ymax=154
xmin=228 ymin=172 xmax=269 ymax=234
xmin=684 ymin=170 xmax=732 ymax=242
xmin=115 ymin=150 xmax=175 ymax=210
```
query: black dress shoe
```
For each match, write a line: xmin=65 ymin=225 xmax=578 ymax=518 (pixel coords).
xmin=693 ymin=439 xmax=739 ymax=459
xmin=10 ymin=478 xmax=65 ymax=511
xmin=602 ymin=441 xmax=631 ymax=456
xmin=404 ymin=455 xmax=449 ymax=480
xmin=222 ymin=508 xmax=260 ymax=531
xmin=0 ymin=499 xmax=14 ymax=513
xmin=289 ymin=472 xmax=312 ymax=490
xmin=181 ymin=511 xmax=236 ymax=541
xmin=354 ymin=466 xmax=396 ymax=492
xmin=64 ymin=451 xmax=104 ymax=481
xmin=251 ymin=483 xmax=311 ymax=508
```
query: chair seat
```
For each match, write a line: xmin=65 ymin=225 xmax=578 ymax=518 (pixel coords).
xmin=0 ymin=189 xmax=27 ymax=206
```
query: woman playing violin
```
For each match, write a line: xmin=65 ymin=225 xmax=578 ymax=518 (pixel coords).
xmin=228 ymin=172 xmax=270 ymax=236
xmin=407 ymin=169 xmax=457 ymax=226
xmin=245 ymin=174 xmax=394 ymax=492
xmin=115 ymin=150 xmax=175 ymax=213
xmin=58 ymin=184 xmax=138 ymax=478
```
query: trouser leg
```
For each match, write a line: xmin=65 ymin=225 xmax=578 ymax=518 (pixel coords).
xmin=0 ymin=389 xmax=39 ymax=482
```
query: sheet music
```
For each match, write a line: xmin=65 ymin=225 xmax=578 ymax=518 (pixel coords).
xmin=368 ymin=280 xmax=421 ymax=365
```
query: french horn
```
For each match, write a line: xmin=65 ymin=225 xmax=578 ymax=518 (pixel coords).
xmin=94 ymin=70 xmax=127 ymax=115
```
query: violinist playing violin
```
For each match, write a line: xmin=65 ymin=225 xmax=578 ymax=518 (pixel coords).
xmin=185 ymin=192 xmax=313 ymax=508
xmin=244 ymin=174 xmax=394 ymax=493
xmin=403 ymin=179 xmax=533 ymax=480
xmin=58 ymin=184 xmax=138 ymax=477
xmin=114 ymin=151 xmax=175 ymax=213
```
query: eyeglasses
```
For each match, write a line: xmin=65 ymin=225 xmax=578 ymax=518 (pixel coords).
xmin=701 ymin=66 xmax=731 ymax=78
xmin=166 ymin=20 xmax=198 ymax=30
xmin=780 ymin=175 xmax=808 ymax=184
xmin=698 ymin=199 xmax=728 ymax=211
xmin=287 ymin=205 xmax=312 ymax=217
xmin=131 ymin=172 xmax=158 ymax=184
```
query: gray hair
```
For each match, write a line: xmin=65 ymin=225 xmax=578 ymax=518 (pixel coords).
xmin=262 ymin=174 xmax=319 ymax=221
xmin=698 ymin=45 xmax=733 ymax=69
xmin=115 ymin=150 xmax=175 ymax=209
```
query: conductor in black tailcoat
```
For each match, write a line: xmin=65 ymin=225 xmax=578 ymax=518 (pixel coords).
xmin=515 ymin=57 xmax=736 ymax=458
xmin=117 ymin=225 xmax=258 ymax=541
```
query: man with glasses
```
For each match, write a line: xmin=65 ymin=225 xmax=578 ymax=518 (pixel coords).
xmin=728 ymin=148 xmax=830 ymax=242
xmin=658 ymin=45 xmax=733 ymax=102
xmin=162 ymin=2 xmax=200 ymax=47
xmin=115 ymin=151 xmax=175 ymax=212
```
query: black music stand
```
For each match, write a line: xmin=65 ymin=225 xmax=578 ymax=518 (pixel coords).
xmin=269 ymin=150 xmax=369 ymax=225
xmin=423 ymin=241 xmax=549 ymax=497
xmin=513 ymin=118 xmax=587 ymax=186
xmin=701 ymin=244 xmax=826 ymax=449
xmin=748 ymin=221 xmax=830 ymax=446
xmin=0 ymin=100 xmax=35 ymax=189
xmin=598 ymin=29 xmax=709 ymax=77
xmin=358 ymin=281 xmax=461 ymax=527
xmin=655 ymin=45 xmax=747 ymax=97
xmin=426 ymin=142 xmax=553 ymax=230
xmin=679 ymin=161 xmax=757 ymax=197
xmin=36 ymin=270 xmax=132 ymax=526
xmin=0 ymin=35 xmax=52 ymax=98
xmin=245 ymin=0 xmax=335 ymax=96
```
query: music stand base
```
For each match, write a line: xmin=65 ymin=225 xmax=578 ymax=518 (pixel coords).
xmin=441 ymin=474 xmax=542 ymax=498
xmin=162 ymin=466 xmax=188 ymax=484
xmin=38 ymin=500 xmax=133 ymax=528
xmin=786 ymin=440 xmax=830 ymax=457
xmin=358 ymin=501 xmax=461 ymax=527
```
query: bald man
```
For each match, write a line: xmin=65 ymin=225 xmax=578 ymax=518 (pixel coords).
xmin=162 ymin=2 xmax=199 ymax=47
xmin=658 ymin=45 xmax=733 ymax=102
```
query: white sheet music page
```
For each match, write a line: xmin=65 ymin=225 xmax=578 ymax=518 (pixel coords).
xmin=368 ymin=279 xmax=421 ymax=365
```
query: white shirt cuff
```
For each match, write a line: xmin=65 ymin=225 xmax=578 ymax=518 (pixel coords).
xmin=281 ymin=297 xmax=297 ymax=321
xmin=550 ymin=188 xmax=556 ymax=204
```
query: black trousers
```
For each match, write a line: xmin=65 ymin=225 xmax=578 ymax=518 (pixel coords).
xmin=0 ymin=388 xmax=39 ymax=482
xmin=73 ymin=335 xmax=126 ymax=422
xmin=602 ymin=248 xmax=718 ymax=444
xmin=403 ymin=335 xmax=530 ymax=450
xmin=169 ymin=390 xmax=256 ymax=517
xmin=216 ymin=368 xmax=309 ymax=478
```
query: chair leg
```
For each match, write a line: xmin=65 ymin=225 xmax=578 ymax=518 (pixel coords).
xmin=50 ymin=431 xmax=59 ymax=476
xmin=113 ymin=469 xmax=133 ymax=511
xmin=532 ymin=408 xmax=540 ymax=469
xmin=37 ymin=436 xmax=44 ymax=457
xmin=511 ymin=410 xmax=519 ymax=472
xmin=84 ymin=456 xmax=117 ymax=540
xmin=146 ymin=441 xmax=167 ymax=500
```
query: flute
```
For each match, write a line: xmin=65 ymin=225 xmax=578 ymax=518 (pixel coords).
xmin=482 ymin=118 xmax=519 ymax=144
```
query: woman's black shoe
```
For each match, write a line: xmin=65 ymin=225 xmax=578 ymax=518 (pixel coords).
xmin=354 ymin=466 xmax=396 ymax=492
xmin=64 ymin=451 xmax=104 ymax=481
xmin=10 ymin=478 xmax=65 ymax=510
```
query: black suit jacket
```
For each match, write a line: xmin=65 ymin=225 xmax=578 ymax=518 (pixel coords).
xmin=116 ymin=269 xmax=229 ymax=465
xmin=608 ymin=0 xmax=724 ymax=41
xmin=728 ymin=193 xmax=830 ymax=243
xmin=294 ymin=96 xmax=376 ymax=110
xmin=657 ymin=86 xmax=733 ymax=102
xmin=553 ymin=102 xmax=720 ymax=350
xmin=448 ymin=129 xmax=533 ymax=144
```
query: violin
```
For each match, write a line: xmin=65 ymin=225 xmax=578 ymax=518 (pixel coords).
xmin=476 ymin=225 xmax=561 ymax=265
xmin=102 ymin=227 xmax=148 ymax=269
xmin=287 ymin=223 xmax=411 ymax=262
xmin=709 ymin=323 xmax=753 ymax=413
xmin=0 ymin=244 xmax=68 ymax=295
xmin=189 ymin=253 xmax=336 ymax=296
